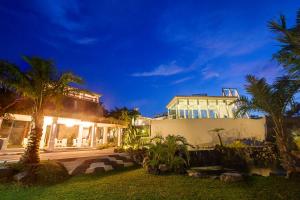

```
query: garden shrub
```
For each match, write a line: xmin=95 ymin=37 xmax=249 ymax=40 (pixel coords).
xmin=35 ymin=160 xmax=69 ymax=185
xmin=97 ymin=142 xmax=116 ymax=150
xmin=216 ymin=142 xmax=279 ymax=171
xmin=143 ymin=135 xmax=191 ymax=174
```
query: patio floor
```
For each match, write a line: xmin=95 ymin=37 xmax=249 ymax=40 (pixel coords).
xmin=0 ymin=148 xmax=116 ymax=163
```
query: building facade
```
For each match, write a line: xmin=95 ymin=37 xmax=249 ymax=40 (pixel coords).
xmin=0 ymin=90 xmax=126 ymax=151
xmin=151 ymin=88 xmax=261 ymax=147
xmin=166 ymin=88 xmax=245 ymax=119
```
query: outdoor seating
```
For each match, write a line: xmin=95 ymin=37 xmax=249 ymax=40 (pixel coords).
xmin=55 ymin=138 xmax=67 ymax=147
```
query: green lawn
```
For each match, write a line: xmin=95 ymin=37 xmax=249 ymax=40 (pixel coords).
xmin=0 ymin=168 xmax=299 ymax=200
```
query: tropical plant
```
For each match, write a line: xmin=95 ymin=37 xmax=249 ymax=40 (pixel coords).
xmin=0 ymin=57 xmax=82 ymax=165
xmin=209 ymin=128 xmax=225 ymax=146
xmin=233 ymin=75 xmax=300 ymax=177
xmin=108 ymin=107 xmax=142 ymax=148
xmin=269 ymin=9 xmax=300 ymax=78
xmin=144 ymin=135 xmax=191 ymax=174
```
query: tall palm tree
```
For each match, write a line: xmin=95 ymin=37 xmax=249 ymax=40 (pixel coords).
xmin=234 ymin=75 xmax=300 ymax=177
xmin=0 ymin=57 xmax=82 ymax=165
xmin=269 ymin=9 xmax=300 ymax=77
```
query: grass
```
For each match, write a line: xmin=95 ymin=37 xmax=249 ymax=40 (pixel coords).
xmin=0 ymin=167 xmax=300 ymax=200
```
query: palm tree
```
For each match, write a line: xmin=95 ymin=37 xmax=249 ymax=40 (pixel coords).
xmin=233 ymin=75 xmax=300 ymax=177
xmin=108 ymin=107 xmax=141 ymax=148
xmin=0 ymin=57 xmax=82 ymax=165
xmin=269 ymin=9 xmax=300 ymax=78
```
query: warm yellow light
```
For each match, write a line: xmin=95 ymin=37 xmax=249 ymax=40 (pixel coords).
xmin=80 ymin=121 xmax=93 ymax=127
xmin=44 ymin=116 xmax=53 ymax=125
xmin=58 ymin=118 xmax=77 ymax=127
xmin=65 ymin=120 xmax=75 ymax=127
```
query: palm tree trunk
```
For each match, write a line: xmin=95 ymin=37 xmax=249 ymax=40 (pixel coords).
xmin=273 ymin=118 xmax=296 ymax=178
xmin=20 ymin=112 xmax=43 ymax=165
xmin=0 ymin=117 xmax=3 ymax=129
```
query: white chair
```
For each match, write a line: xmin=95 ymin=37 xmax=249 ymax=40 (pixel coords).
xmin=55 ymin=139 xmax=62 ymax=147
xmin=61 ymin=138 xmax=67 ymax=147
xmin=73 ymin=139 xmax=78 ymax=147
xmin=97 ymin=139 xmax=103 ymax=145
xmin=82 ymin=139 xmax=89 ymax=147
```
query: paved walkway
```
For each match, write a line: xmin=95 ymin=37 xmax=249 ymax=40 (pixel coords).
xmin=0 ymin=148 xmax=115 ymax=163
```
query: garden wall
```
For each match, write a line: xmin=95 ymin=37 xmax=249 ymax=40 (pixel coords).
xmin=150 ymin=118 xmax=266 ymax=147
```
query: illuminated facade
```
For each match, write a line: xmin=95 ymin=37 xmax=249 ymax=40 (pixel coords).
xmin=0 ymin=90 xmax=125 ymax=150
xmin=166 ymin=88 xmax=244 ymax=119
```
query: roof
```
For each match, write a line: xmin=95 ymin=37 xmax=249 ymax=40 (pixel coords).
xmin=166 ymin=95 xmax=238 ymax=108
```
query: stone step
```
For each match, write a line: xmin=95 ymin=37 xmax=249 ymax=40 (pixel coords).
xmin=58 ymin=153 xmax=135 ymax=175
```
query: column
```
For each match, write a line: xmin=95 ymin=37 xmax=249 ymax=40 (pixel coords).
xmin=77 ymin=125 xmax=83 ymax=147
xmin=48 ymin=118 xmax=58 ymax=151
xmin=90 ymin=124 xmax=96 ymax=147
xmin=103 ymin=127 xmax=108 ymax=144
xmin=39 ymin=121 xmax=48 ymax=149
xmin=117 ymin=128 xmax=122 ymax=147
xmin=206 ymin=100 xmax=209 ymax=118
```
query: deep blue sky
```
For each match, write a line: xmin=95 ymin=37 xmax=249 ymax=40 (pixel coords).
xmin=0 ymin=1 xmax=299 ymax=116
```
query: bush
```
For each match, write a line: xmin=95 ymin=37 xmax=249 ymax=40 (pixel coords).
xmin=35 ymin=160 xmax=69 ymax=185
xmin=294 ymin=136 xmax=300 ymax=150
xmin=3 ymin=160 xmax=69 ymax=185
xmin=97 ymin=142 xmax=116 ymax=150
xmin=127 ymin=147 xmax=147 ymax=165
xmin=216 ymin=142 xmax=279 ymax=171
xmin=226 ymin=140 xmax=247 ymax=148
xmin=215 ymin=145 xmax=249 ymax=171
xmin=143 ymin=135 xmax=191 ymax=174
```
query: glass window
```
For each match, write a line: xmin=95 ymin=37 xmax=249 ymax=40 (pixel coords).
xmin=193 ymin=110 xmax=199 ymax=118
xmin=188 ymin=110 xmax=192 ymax=119
xmin=209 ymin=110 xmax=216 ymax=118
xmin=179 ymin=110 xmax=185 ymax=118
xmin=201 ymin=110 xmax=207 ymax=118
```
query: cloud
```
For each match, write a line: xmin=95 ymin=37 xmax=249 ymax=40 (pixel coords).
xmin=201 ymin=68 xmax=220 ymax=80
xmin=132 ymin=61 xmax=191 ymax=77
xmin=33 ymin=0 xmax=82 ymax=31
xmin=73 ymin=37 xmax=99 ymax=45
xmin=171 ymin=76 xmax=194 ymax=85
xmin=32 ymin=0 xmax=100 ymax=46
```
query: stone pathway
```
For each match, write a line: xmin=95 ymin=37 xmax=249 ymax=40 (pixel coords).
xmin=58 ymin=153 xmax=135 ymax=175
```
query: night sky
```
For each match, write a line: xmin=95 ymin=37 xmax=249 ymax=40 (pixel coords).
xmin=0 ymin=0 xmax=299 ymax=116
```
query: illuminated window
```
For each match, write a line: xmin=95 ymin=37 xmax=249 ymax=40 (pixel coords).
xmin=179 ymin=110 xmax=185 ymax=118
xmin=193 ymin=110 xmax=199 ymax=118
xmin=188 ymin=110 xmax=192 ymax=118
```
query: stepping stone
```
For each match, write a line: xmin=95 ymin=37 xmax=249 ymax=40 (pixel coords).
xmin=220 ymin=172 xmax=243 ymax=183
xmin=124 ymin=162 xmax=134 ymax=167
xmin=85 ymin=162 xmax=113 ymax=174
xmin=107 ymin=157 xmax=124 ymax=164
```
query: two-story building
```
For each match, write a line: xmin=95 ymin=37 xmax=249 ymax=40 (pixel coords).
xmin=0 ymin=89 xmax=126 ymax=151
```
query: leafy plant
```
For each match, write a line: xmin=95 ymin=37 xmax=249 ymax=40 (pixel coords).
xmin=233 ymin=75 xmax=300 ymax=177
xmin=269 ymin=9 xmax=300 ymax=79
xmin=209 ymin=128 xmax=225 ymax=146
xmin=143 ymin=135 xmax=191 ymax=174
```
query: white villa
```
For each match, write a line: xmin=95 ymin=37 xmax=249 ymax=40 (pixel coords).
xmin=166 ymin=88 xmax=246 ymax=119
xmin=0 ymin=90 xmax=126 ymax=151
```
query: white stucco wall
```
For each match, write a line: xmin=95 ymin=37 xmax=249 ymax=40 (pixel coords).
xmin=150 ymin=118 xmax=266 ymax=147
